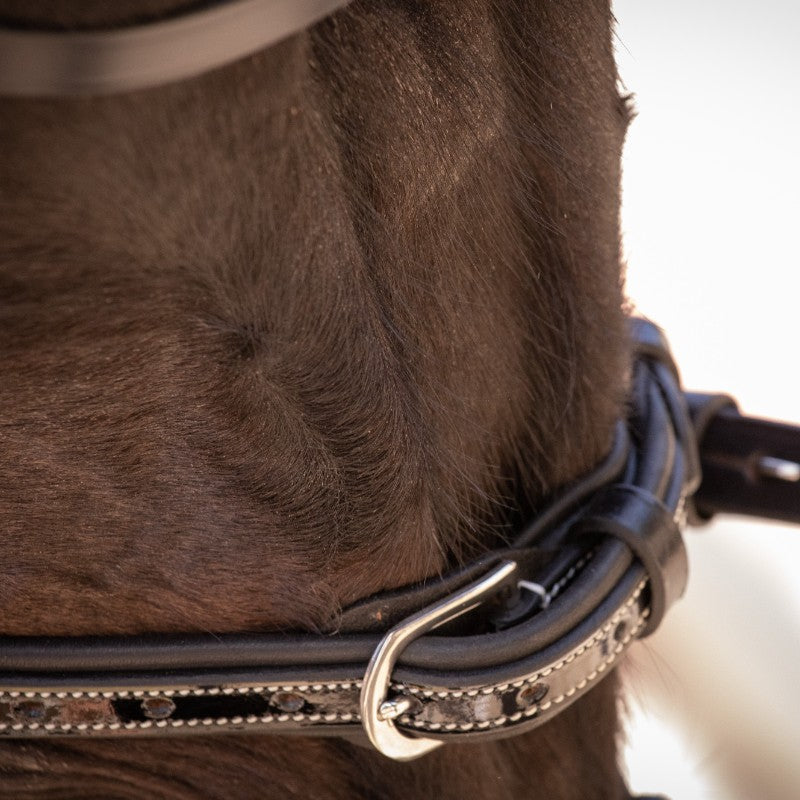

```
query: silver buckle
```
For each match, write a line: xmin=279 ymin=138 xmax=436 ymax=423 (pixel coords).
xmin=359 ymin=560 xmax=518 ymax=761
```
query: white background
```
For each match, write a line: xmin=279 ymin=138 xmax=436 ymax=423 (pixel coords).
xmin=613 ymin=2 xmax=800 ymax=798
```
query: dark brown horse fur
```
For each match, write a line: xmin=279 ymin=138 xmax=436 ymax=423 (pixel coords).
xmin=0 ymin=1 xmax=634 ymax=797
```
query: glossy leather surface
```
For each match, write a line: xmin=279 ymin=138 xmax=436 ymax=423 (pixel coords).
xmin=0 ymin=319 xmax=700 ymax=744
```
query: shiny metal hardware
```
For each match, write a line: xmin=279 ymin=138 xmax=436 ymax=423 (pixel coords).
xmin=757 ymin=456 xmax=800 ymax=483
xmin=360 ymin=560 xmax=518 ymax=761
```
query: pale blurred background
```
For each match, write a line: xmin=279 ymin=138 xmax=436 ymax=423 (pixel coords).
xmin=613 ymin=1 xmax=800 ymax=798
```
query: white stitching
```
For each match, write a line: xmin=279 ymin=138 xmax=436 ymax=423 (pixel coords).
xmin=0 ymin=581 xmax=647 ymax=736
xmin=0 ymin=711 xmax=361 ymax=734
xmin=0 ymin=681 xmax=363 ymax=703
xmin=403 ymin=608 xmax=648 ymax=733
xmin=397 ymin=579 xmax=647 ymax=701
xmin=548 ymin=552 xmax=592 ymax=602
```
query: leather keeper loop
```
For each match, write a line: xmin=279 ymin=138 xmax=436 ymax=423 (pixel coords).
xmin=569 ymin=484 xmax=688 ymax=635
xmin=630 ymin=318 xmax=680 ymax=382
xmin=684 ymin=391 xmax=738 ymax=441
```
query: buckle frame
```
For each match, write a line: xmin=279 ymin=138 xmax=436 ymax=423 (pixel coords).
xmin=359 ymin=560 xmax=518 ymax=760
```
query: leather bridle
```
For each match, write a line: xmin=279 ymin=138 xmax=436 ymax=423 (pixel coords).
xmin=0 ymin=0 xmax=354 ymax=96
xmin=1 ymin=317 xmax=797 ymax=759
xmin=1 ymin=0 xmax=799 ymax=764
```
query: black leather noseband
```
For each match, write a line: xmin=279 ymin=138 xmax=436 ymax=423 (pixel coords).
xmin=1 ymin=318 xmax=796 ymax=759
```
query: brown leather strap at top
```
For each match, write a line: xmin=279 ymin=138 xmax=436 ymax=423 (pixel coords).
xmin=0 ymin=0 xmax=354 ymax=96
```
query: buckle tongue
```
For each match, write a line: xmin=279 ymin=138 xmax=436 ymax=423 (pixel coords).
xmin=359 ymin=560 xmax=518 ymax=761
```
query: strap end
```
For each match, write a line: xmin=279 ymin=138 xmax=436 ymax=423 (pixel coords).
xmin=687 ymin=393 xmax=800 ymax=526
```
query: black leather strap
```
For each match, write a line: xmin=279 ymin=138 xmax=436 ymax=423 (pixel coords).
xmin=571 ymin=484 xmax=686 ymax=634
xmin=687 ymin=393 xmax=800 ymax=525
xmin=0 ymin=571 xmax=650 ymax=743
xmin=3 ymin=317 xmax=793 ymax=754
xmin=1 ymin=318 xmax=791 ymax=764
xmin=0 ymin=318 xmax=697 ymax=747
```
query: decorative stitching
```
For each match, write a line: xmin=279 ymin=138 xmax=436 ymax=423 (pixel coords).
xmin=0 ymin=681 xmax=363 ymax=703
xmin=400 ymin=587 xmax=648 ymax=733
xmin=398 ymin=579 xmax=647 ymax=702
xmin=548 ymin=552 xmax=593 ymax=602
xmin=0 ymin=581 xmax=648 ymax=736
xmin=0 ymin=682 xmax=365 ymax=734
xmin=0 ymin=710 xmax=362 ymax=734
